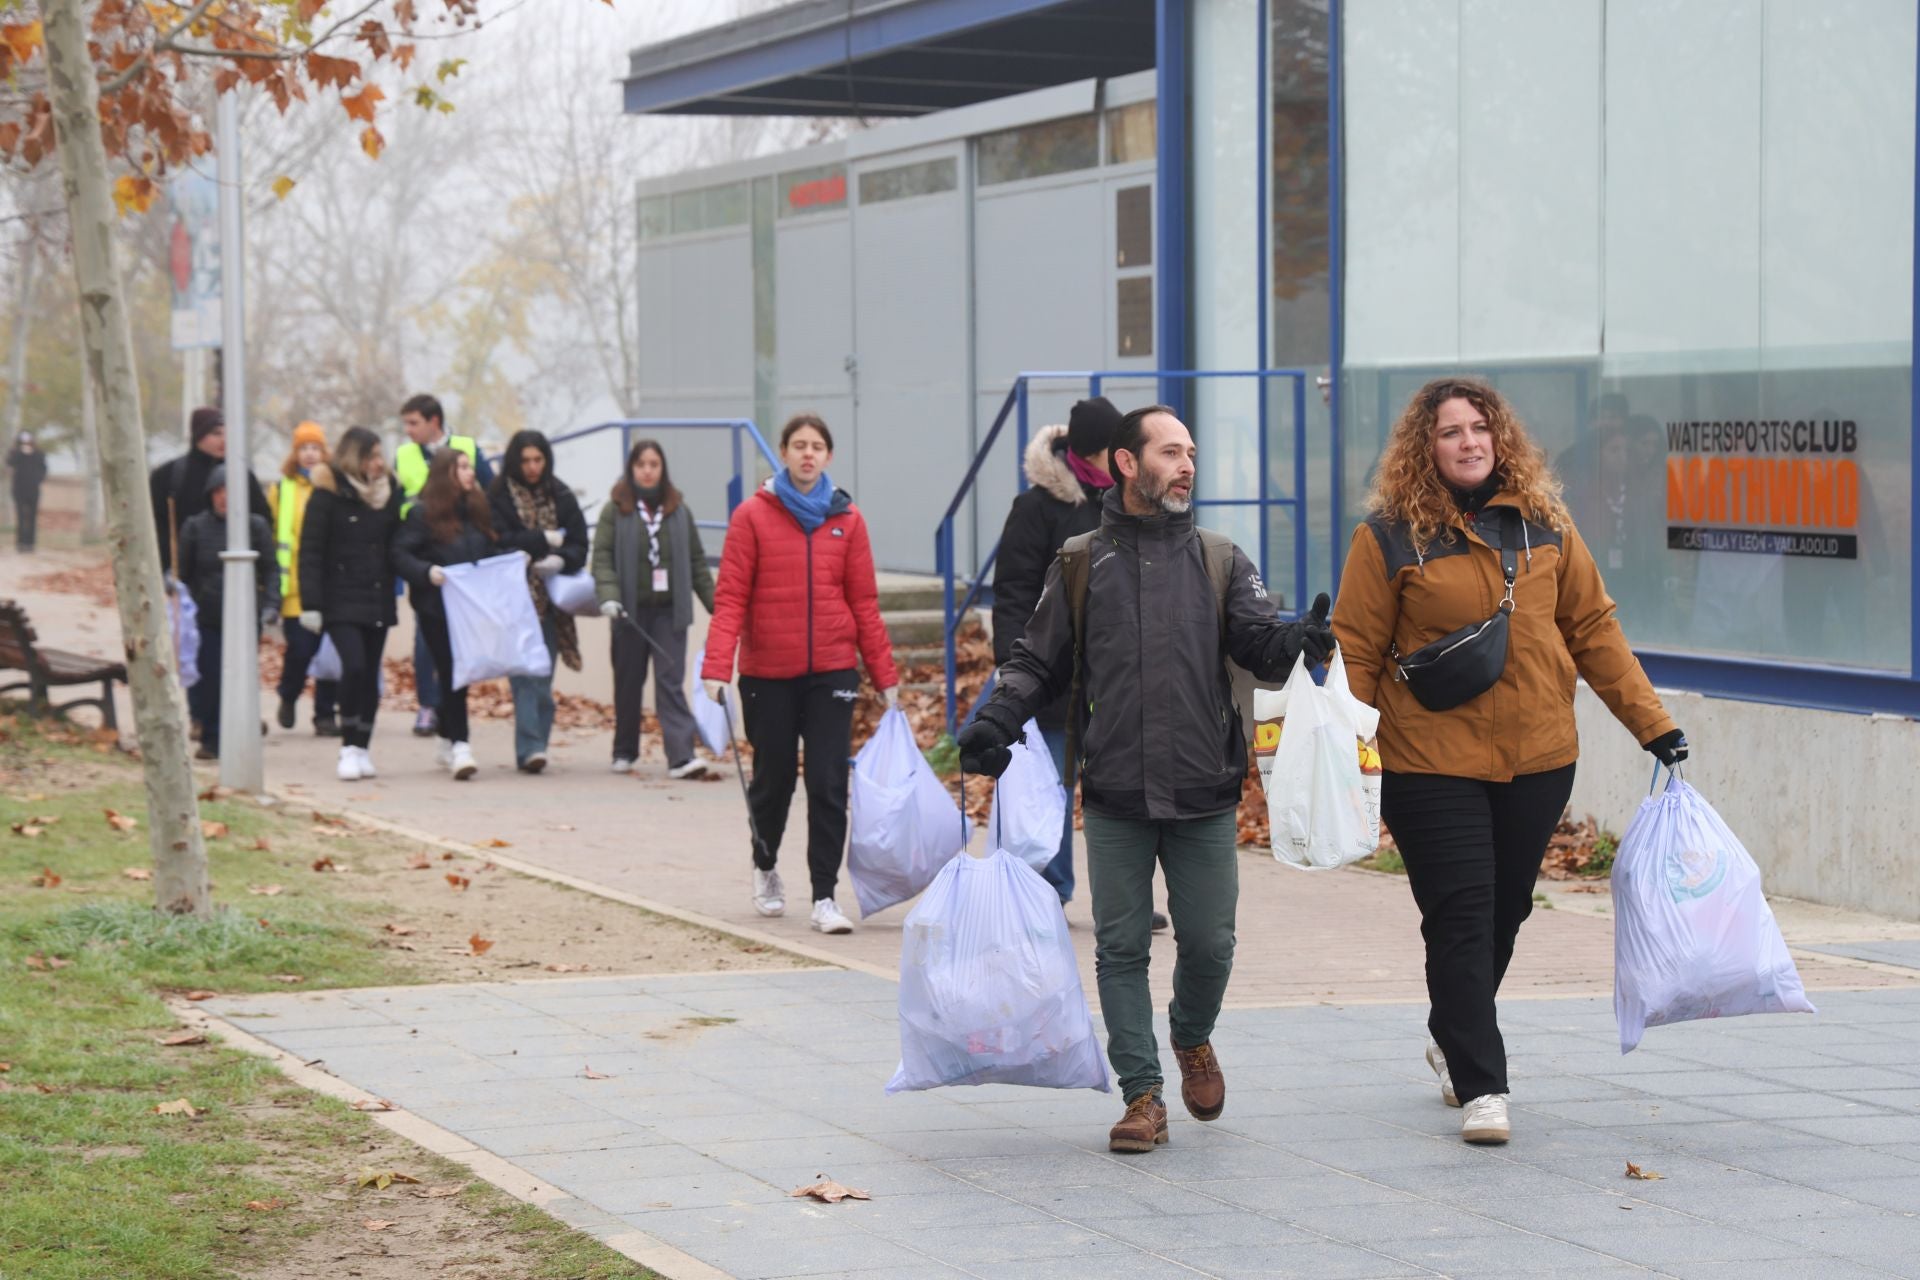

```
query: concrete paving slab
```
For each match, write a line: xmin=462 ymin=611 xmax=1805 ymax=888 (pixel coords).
xmin=1804 ymin=939 xmax=1920 ymax=968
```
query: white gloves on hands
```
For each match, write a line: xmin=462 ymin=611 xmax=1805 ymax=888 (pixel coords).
xmin=299 ymin=611 xmax=323 ymax=634
xmin=883 ymin=686 xmax=899 ymax=709
xmin=543 ymin=528 xmax=565 ymax=548
xmin=599 ymin=600 xmax=625 ymax=619
xmin=428 ymin=566 xmax=447 ymax=586
xmin=534 ymin=555 xmax=563 ymax=578
xmin=702 ymin=680 xmax=727 ymax=704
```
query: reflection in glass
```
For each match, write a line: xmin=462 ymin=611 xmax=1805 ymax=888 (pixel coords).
xmin=777 ymin=165 xmax=848 ymax=217
xmin=977 ymin=115 xmax=1099 ymax=186
xmin=858 ymin=158 xmax=958 ymax=205
xmin=1105 ymin=101 xmax=1157 ymax=166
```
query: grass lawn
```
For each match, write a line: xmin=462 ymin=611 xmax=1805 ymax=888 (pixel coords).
xmin=0 ymin=714 xmax=656 ymax=1280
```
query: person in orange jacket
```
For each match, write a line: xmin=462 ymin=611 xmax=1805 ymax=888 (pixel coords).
xmin=1331 ymin=376 xmax=1686 ymax=1147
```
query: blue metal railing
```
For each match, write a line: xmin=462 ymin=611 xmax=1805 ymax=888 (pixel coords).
xmin=498 ymin=418 xmax=780 ymax=537
xmin=935 ymin=370 xmax=1318 ymax=732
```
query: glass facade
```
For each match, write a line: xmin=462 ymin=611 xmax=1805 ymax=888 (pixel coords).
xmin=777 ymin=164 xmax=847 ymax=217
xmin=858 ymin=157 xmax=958 ymax=204
xmin=977 ymin=115 xmax=1100 ymax=185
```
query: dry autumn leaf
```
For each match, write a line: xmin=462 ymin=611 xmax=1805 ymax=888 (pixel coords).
xmin=362 ymin=1218 xmax=397 ymax=1231
xmin=405 ymin=852 xmax=432 ymax=871
xmin=350 ymin=1098 xmax=396 ymax=1112
xmin=479 ymin=838 xmax=511 ymax=849
xmin=445 ymin=874 xmax=470 ymax=891
xmin=245 ymin=1198 xmax=285 ymax=1212
xmin=440 ymin=851 xmax=455 ymax=861
xmin=312 ymin=856 xmax=337 ymax=873
xmin=24 ymin=954 xmax=71 ymax=971
xmin=251 ymin=837 xmax=272 ymax=852
xmin=182 ymin=989 xmax=216 ymax=1001
xmin=270 ymin=175 xmax=296 ymax=200
xmin=790 ymin=1176 xmax=870 ymax=1204
xmin=104 ymin=808 xmax=137 ymax=832
xmin=467 ymin=933 xmax=494 ymax=956
xmin=415 ymin=1182 xmax=467 ymax=1199
xmin=158 ymin=1031 xmax=206 ymax=1047
xmin=269 ymin=974 xmax=304 ymax=984
xmin=543 ymin=962 xmax=591 ymax=973
xmin=201 ymin=821 xmax=229 ymax=840
xmin=1625 ymin=1162 xmax=1664 ymax=1181
xmin=581 ymin=1065 xmax=612 ymax=1080
xmin=154 ymin=1098 xmax=199 ymax=1118
xmin=122 ymin=867 xmax=152 ymax=881
xmin=381 ymin=922 xmax=415 ymax=936
xmin=248 ymin=885 xmax=283 ymax=896
xmin=197 ymin=785 xmax=230 ymax=802
xmin=478 ymin=861 xmax=497 ymax=872
xmin=29 ymin=868 xmax=60 ymax=888
xmin=10 ymin=823 xmax=44 ymax=838
xmin=0 ymin=1063 xmax=10 ymax=1072
xmin=355 ymin=1168 xmax=421 ymax=1191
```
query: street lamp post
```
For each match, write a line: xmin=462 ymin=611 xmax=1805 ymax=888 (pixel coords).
xmin=214 ymin=89 xmax=261 ymax=792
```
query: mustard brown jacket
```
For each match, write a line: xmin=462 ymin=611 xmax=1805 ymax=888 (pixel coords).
xmin=1330 ymin=493 xmax=1674 ymax=781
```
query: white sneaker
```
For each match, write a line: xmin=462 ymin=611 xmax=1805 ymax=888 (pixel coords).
xmin=752 ymin=868 xmax=785 ymax=917
xmin=520 ymin=752 xmax=548 ymax=774
xmin=667 ymin=758 xmax=711 ymax=780
xmin=336 ymin=746 xmax=361 ymax=781
xmin=1427 ymin=1040 xmax=1460 ymax=1107
xmin=1461 ymin=1093 xmax=1510 ymax=1144
xmin=810 ymin=897 xmax=854 ymax=934
xmin=610 ymin=757 xmax=636 ymax=774
xmin=435 ymin=738 xmax=455 ymax=771
xmin=354 ymin=746 xmax=377 ymax=778
xmin=450 ymin=741 xmax=477 ymax=781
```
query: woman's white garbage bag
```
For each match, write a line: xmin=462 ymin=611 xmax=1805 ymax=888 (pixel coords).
xmin=688 ymin=648 xmax=736 ymax=758
xmin=1613 ymin=772 xmax=1815 ymax=1053
xmin=847 ymin=707 xmax=971 ymax=917
xmin=985 ymin=720 xmax=1067 ymax=872
xmin=886 ymin=847 xmax=1108 ymax=1094
xmin=1257 ymin=649 xmax=1380 ymax=870
xmin=546 ymin=569 xmax=601 ymax=617
xmin=169 ymin=588 xmax=201 ymax=690
xmin=309 ymin=633 xmax=342 ymax=683
xmin=440 ymin=552 xmax=553 ymax=689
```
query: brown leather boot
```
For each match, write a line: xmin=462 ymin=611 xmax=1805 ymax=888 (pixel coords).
xmin=1173 ymin=1041 xmax=1225 ymax=1121
xmin=1107 ymin=1091 xmax=1169 ymax=1153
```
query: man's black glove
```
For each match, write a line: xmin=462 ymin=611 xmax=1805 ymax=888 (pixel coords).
xmin=1645 ymin=728 xmax=1689 ymax=767
xmin=1270 ymin=592 xmax=1335 ymax=669
xmin=956 ymin=716 xmax=1015 ymax=779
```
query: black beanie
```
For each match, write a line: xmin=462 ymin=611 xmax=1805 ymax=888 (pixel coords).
xmin=1066 ymin=396 xmax=1122 ymax=459
xmin=190 ymin=406 xmax=224 ymax=445
xmin=203 ymin=464 xmax=227 ymax=497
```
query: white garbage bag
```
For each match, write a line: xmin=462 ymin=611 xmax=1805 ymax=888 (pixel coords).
xmin=309 ymin=633 xmax=342 ymax=683
xmin=440 ymin=552 xmax=552 ymax=689
xmin=847 ymin=706 xmax=972 ymax=917
xmin=169 ymin=588 xmax=200 ymax=690
xmin=1613 ymin=772 xmax=1815 ymax=1053
xmin=887 ymin=847 xmax=1108 ymax=1094
xmin=985 ymin=719 xmax=1067 ymax=872
xmin=688 ymin=647 xmax=737 ymax=758
xmin=547 ymin=569 xmax=601 ymax=617
xmin=1260 ymin=649 xmax=1377 ymax=870
xmin=1321 ymin=648 xmax=1383 ymax=856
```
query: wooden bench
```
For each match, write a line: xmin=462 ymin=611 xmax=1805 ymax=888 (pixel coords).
xmin=0 ymin=598 xmax=125 ymax=729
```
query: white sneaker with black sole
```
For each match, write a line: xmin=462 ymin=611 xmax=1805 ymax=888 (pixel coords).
xmin=752 ymin=868 xmax=785 ymax=917
xmin=435 ymin=738 xmax=455 ymax=771
xmin=1426 ymin=1040 xmax=1460 ymax=1107
xmin=1461 ymin=1093 xmax=1510 ymax=1144
xmin=667 ymin=758 xmax=711 ymax=780
xmin=810 ymin=898 xmax=854 ymax=934
xmin=449 ymin=742 xmax=477 ymax=781
xmin=610 ymin=757 xmax=635 ymax=774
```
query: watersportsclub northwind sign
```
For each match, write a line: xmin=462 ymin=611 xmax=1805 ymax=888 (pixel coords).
xmin=1665 ymin=418 xmax=1860 ymax=560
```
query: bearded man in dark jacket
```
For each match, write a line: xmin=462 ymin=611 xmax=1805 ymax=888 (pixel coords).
xmin=960 ymin=404 xmax=1334 ymax=1155
xmin=149 ymin=407 xmax=270 ymax=575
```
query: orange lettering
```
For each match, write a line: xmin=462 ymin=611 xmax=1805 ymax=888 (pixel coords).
xmin=1837 ymin=459 xmax=1860 ymax=528
xmin=1667 ymin=459 xmax=1685 ymax=520
xmin=1685 ymin=457 xmax=1709 ymax=522
xmin=1767 ymin=459 xmax=1796 ymax=525
xmin=1809 ymin=460 xmax=1836 ymax=527
xmin=1790 ymin=459 xmax=1810 ymax=526
xmin=1706 ymin=458 xmax=1728 ymax=522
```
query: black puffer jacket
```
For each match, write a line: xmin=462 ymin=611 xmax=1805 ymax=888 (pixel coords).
xmin=391 ymin=505 xmax=545 ymax=620
xmin=991 ymin=426 xmax=1108 ymax=731
xmin=487 ymin=432 xmax=588 ymax=574
xmin=297 ymin=463 xmax=401 ymax=627
xmin=979 ymin=490 xmax=1308 ymax=821
xmin=149 ymin=448 xmax=271 ymax=575
xmin=177 ymin=508 xmax=277 ymax=624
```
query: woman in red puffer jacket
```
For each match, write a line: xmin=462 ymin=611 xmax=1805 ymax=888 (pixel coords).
xmin=701 ymin=413 xmax=898 ymax=936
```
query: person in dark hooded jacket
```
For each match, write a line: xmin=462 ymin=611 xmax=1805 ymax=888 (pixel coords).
xmin=990 ymin=396 xmax=1120 ymax=904
xmin=393 ymin=448 xmax=547 ymax=780
xmin=487 ymin=429 xmax=588 ymax=772
xmin=7 ymin=431 xmax=47 ymax=552
xmin=149 ymin=407 xmax=269 ymax=575
xmin=176 ymin=465 xmax=278 ymax=759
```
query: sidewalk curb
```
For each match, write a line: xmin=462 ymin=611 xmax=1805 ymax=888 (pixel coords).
xmin=264 ymin=788 xmax=901 ymax=982
xmin=171 ymin=997 xmax=734 ymax=1280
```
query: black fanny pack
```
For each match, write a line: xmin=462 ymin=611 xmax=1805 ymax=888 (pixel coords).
xmin=1390 ymin=509 xmax=1520 ymax=713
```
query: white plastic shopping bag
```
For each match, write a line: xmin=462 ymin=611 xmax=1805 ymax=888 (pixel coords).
xmin=169 ymin=589 xmax=200 ymax=690
xmin=887 ymin=847 xmax=1108 ymax=1094
xmin=547 ymin=569 xmax=601 ymax=617
xmin=1613 ymin=771 xmax=1815 ymax=1053
xmin=1321 ymin=649 xmax=1383 ymax=854
xmin=1260 ymin=650 xmax=1376 ymax=870
xmin=440 ymin=552 xmax=552 ymax=689
xmin=309 ymin=634 xmax=342 ymax=683
xmin=688 ymin=647 xmax=736 ymax=757
xmin=847 ymin=706 xmax=972 ymax=917
xmin=985 ymin=719 xmax=1067 ymax=872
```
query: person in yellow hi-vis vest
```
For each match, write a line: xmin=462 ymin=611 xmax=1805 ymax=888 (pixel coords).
xmin=394 ymin=393 xmax=493 ymax=738
xmin=268 ymin=422 xmax=340 ymax=737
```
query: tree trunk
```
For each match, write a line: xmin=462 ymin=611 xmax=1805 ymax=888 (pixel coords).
xmin=79 ymin=353 xmax=103 ymax=541
xmin=39 ymin=0 xmax=209 ymax=915
xmin=0 ymin=225 xmax=34 ymax=533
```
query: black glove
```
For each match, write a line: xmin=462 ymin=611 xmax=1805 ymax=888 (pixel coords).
xmin=1271 ymin=592 xmax=1335 ymax=668
xmin=956 ymin=716 xmax=1014 ymax=779
xmin=1645 ymin=728 xmax=1689 ymax=767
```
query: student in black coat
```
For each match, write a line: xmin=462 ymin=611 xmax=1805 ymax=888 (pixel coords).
xmin=149 ymin=407 xmax=270 ymax=574
xmin=6 ymin=431 xmax=48 ymax=552
xmin=392 ymin=448 xmax=547 ymax=780
xmin=176 ymin=466 xmax=278 ymax=759
xmin=296 ymin=426 xmax=401 ymax=782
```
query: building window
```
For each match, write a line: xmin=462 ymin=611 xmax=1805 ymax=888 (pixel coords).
xmin=1106 ymin=101 xmax=1157 ymax=166
xmin=668 ymin=182 xmax=750 ymax=236
xmin=858 ymin=157 xmax=958 ymax=205
xmin=638 ymin=195 xmax=671 ymax=242
xmin=977 ymin=115 xmax=1099 ymax=186
xmin=777 ymin=164 xmax=847 ymax=217
xmin=1115 ymin=185 xmax=1152 ymax=268
xmin=1117 ymin=277 xmax=1153 ymax=357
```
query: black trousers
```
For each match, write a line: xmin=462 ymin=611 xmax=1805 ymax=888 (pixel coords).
xmin=278 ymin=617 xmax=338 ymax=720
xmin=739 ymin=669 xmax=860 ymax=902
xmin=1380 ymin=763 xmax=1576 ymax=1106
xmin=190 ymin=625 xmax=223 ymax=752
xmin=415 ymin=611 xmax=468 ymax=745
xmin=325 ymin=622 xmax=388 ymax=749
xmin=14 ymin=493 xmax=37 ymax=550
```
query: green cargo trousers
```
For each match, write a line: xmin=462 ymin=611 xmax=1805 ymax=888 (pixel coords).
xmin=1082 ymin=807 xmax=1239 ymax=1103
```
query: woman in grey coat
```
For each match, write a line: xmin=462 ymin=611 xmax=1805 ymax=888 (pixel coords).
xmin=592 ymin=439 xmax=716 ymax=777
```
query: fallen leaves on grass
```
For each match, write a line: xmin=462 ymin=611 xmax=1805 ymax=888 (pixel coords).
xmin=29 ymin=867 xmax=61 ymax=888
xmin=581 ymin=1065 xmax=612 ymax=1080
xmin=1625 ymin=1162 xmax=1664 ymax=1181
xmin=445 ymin=873 xmax=470 ymax=891
xmin=248 ymin=884 xmax=283 ymax=896
xmin=414 ymin=1182 xmax=467 ymax=1199
xmin=197 ymin=785 xmax=231 ymax=802
xmin=11 ymin=817 xmax=53 ymax=837
xmin=381 ymin=922 xmax=415 ymax=936
xmin=182 ymin=989 xmax=216 ymax=1001
xmin=405 ymin=852 xmax=432 ymax=871
xmin=103 ymin=808 xmax=137 ymax=832
xmin=543 ymin=962 xmax=591 ymax=973
xmin=311 ymin=856 xmax=338 ymax=873
xmin=355 ymin=1168 xmax=422 ymax=1191
xmin=201 ymin=820 xmax=229 ymax=840
xmin=122 ymin=867 xmax=151 ymax=880
xmin=362 ymin=1219 xmax=397 ymax=1231
xmin=251 ymin=837 xmax=272 ymax=852
xmin=154 ymin=1098 xmax=199 ymax=1118
xmin=467 ymin=933 xmax=493 ymax=956
xmin=350 ymin=1098 xmax=396 ymax=1112
xmin=23 ymin=954 xmax=71 ymax=971
xmin=244 ymin=1198 xmax=284 ymax=1212
xmin=790 ymin=1175 xmax=870 ymax=1204
xmin=269 ymin=974 xmax=304 ymax=984
xmin=158 ymin=1031 xmax=207 ymax=1047
xmin=478 ymin=838 xmax=511 ymax=849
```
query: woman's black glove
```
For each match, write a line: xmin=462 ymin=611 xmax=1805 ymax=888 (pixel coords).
xmin=1645 ymin=728 xmax=1689 ymax=767
xmin=956 ymin=716 xmax=1015 ymax=778
xmin=1268 ymin=592 xmax=1335 ymax=669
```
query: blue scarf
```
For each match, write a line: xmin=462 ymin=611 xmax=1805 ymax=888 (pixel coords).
xmin=774 ymin=468 xmax=835 ymax=533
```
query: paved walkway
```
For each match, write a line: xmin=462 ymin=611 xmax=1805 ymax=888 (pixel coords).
xmin=205 ymin=972 xmax=1920 ymax=1279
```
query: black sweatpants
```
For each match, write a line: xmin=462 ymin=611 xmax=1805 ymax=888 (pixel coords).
xmin=1380 ymin=763 xmax=1576 ymax=1106
xmin=739 ymin=668 xmax=860 ymax=903
xmin=325 ymin=622 xmax=388 ymax=749
xmin=415 ymin=611 xmax=468 ymax=745
xmin=190 ymin=625 xmax=223 ymax=753
xmin=14 ymin=493 xmax=37 ymax=550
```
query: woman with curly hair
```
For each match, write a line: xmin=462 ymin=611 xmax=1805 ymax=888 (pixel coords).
xmin=1331 ymin=376 xmax=1687 ymax=1146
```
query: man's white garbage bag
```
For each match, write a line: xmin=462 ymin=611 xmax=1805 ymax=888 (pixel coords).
xmin=440 ymin=552 xmax=553 ymax=689
xmin=169 ymin=589 xmax=201 ymax=689
xmin=846 ymin=707 xmax=972 ymax=917
xmin=1613 ymin=772 xmax=1815 ymax=1053
xmin=985 ymin=719 xmax=1067 ymax=872
xmin=546 ymin=569 xmax=601 ymax=617
xmin=1259 ymin=649 xmax=1379 ymax=870
xmin=688 ymin=648 xmax=737 ymax=758
xmin=887 ymin=847 xmax=1108 ymax=1094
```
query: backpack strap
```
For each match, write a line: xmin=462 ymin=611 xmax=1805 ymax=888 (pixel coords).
xmin=1196 ymin=527 xmax=1236 ymax=642
xmin=1057 ymin=531 xmax=1096 ymax=789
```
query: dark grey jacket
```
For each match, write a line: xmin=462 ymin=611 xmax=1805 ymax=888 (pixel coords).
xmin=978 ymin=491 xmax=1305 ymax=821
